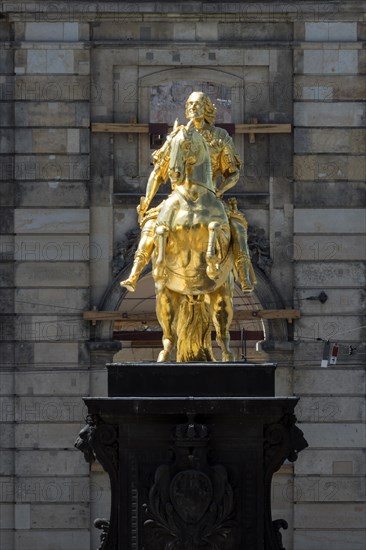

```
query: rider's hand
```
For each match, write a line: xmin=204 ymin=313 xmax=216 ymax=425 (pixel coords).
xmin=137 ymin=197 xmax=148 ymax=216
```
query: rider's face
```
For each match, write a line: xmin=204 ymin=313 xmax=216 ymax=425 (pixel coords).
xmin=186 ymin=96 xmax=205 ymax=120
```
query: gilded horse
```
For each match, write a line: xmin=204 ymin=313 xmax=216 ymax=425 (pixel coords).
xmin=151 ymin=122 xmax=236 ymax=362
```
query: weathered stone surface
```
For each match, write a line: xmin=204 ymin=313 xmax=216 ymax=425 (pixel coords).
xmin=294 ymin=182 xmax=366 ymax=208
xmin=15 ymin=503 xmax=30 ymax=529
xmin=14 ymin=288 xmax=89 ymax=314
xmin=244 ymin=49 xmax=270 ymax=65
xmin=294 ymin=75 xmax=366 ymax=101
xmin=299 ymin=423 xmax=366 ymax=448
xmin=0 ymin=129 xmax=13 ymax=154
xmin=0 ymin=50 xmax=13 ymax=73
xmin=16 ymin=181 xmax=89 ymax=208
xmin=196 ymin=21 xmax=218 ymax=41
xmin=15 ymin=423 xmax=84 ymax=449
xmin=15 ymin=128 xmax=89 ymax=154
xmin=0 ymin=263 xmax=14 ymax=287
xmin=294 ymin=209 xmax=365 ymax=234
xmin=14 ymin=155 xmax=90 ymax=180
xmin=294 ymin=155 xmax=366 ymax=181
xmin=297 ymin=288 xmax=366 ymax=315
xmin=14 ymin=315 xmax=89 ymax=342
xmin=19 ymin=48 xmax=89 ymax=75
xmin=294 ymin=261 xmax=366 ymax=287
xmin=14 ymin=342 xmax=34 ymax=366
xmin=15 ymin=102 xmax=89 ymax=127
xmin=289 ymin=396 xmax=365 ymax=423
xmin=90 ymin=206 xmax=113 ymax=303
xmin=14 ymin=235 xmax=91 ymax=261
xmin=15 ymin=530 xmax=90 ymax=550
xmin=0 ymin=154 xmax=13 ymax=178
xmin=0 ymin=370 xmax=13 ymax=392
xmin=358 ymin=49 xmax=366 ymax=73
xmin=0 ymin=530 xmax=13 ymax=548
xmin=0 ymin=102 xmax=14 ymax=127
xmin=294 ymin=128 xmax=366 ymax=154
xmin=294 ymin=102 xmax=365 ymax=127
xmin=138 ymin=47 xmax=244 ymax=66
xmin=275 ymin=366 xmax=293 ymax=396
xmin=92 ymin=21 xmax=173 ymax=41
xmin=5 ymin=475 xmax=93 ymax=502
xmin=293 ymin=476 xmax=365 ymax=502
xmin=0 ymin=503 xmax=14 ymax=529
xmin=33 ymin=342 xmax=80 ymax=365
xmin=295 ymin=49 xmax=359 ymax=75
xmin=294 ymin=503 xmax=366 ymax=528
xmin=0 ymin=208 xmax=13 ymax=233
xmin=295 ymin=449 xmax=366 ymax=476
xmin=0 ymin=424 xmax=14 ymax=448
xmin=90 ymin=370 xmax=108 ymax=396
xmin=305 ymin=22 xmax=358 ymax=41
xmin=14 ymin=75 xmax=90 ymax=101
xmin=15 ymin=396 xmax=86 ymax=423
xmin=15 ymin=262 xmax=89 ymax=287
xmin=0 ymin=288 xmax=14 ymax=312
xmin=0 ymin=450 xmax=14 ymax=475
xmin=293 ymin=235 xmax=366 ymax=261
xmin=24 ymin=23 xmax=80 ymax=42
xmin=218 ymin=22 xmax=292 ymax=40
xmin=15 ymin=450 xmax=88 ymax=476
xmin=30 ymin=503 xmax=89 ymax=529
xmin=294 ymin=369 xmax=365 ymax=396
xmin=0 ymin=182 xmax=15 ymax=207
xmin=15 ymin=371 xmax=89 ymax=396
xmin=294 ymin=529 xmax=366 ymax=550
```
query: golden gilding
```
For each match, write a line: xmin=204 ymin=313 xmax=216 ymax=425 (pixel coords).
xmin=120 ymin=92 xmax=256 ymax=362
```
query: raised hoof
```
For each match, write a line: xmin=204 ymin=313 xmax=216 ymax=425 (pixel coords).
xmin=157 ymin=350 xmax=171 ymax=363
xmin=120 ymin=279 xmax=136 ymax=292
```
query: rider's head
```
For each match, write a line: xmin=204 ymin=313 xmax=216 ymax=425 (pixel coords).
xmin=185 ymin=92 xmax=217 ymax=126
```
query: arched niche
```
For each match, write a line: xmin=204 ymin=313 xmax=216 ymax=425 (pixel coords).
xmin=136 ymin=67 xmax=245 ymax=177
xmin=94 ymin=263 xmax=288 ymax=355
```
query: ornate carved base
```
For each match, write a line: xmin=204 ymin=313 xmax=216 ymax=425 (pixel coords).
xmin=76 ymin=363 xmax=307 ymax=550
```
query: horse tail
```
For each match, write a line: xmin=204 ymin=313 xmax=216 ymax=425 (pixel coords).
xmin=176 ymin=296 xmax=214 ymax=362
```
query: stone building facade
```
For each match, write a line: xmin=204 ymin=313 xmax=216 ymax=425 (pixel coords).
xmin=0 ymin=1 xmax=365 ymax=549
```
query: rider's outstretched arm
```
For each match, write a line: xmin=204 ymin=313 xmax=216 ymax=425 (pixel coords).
xmin=138 ymin=137 xmax=172 ymax=220
xmin=141 ymin=167 xmax=164 ymax=211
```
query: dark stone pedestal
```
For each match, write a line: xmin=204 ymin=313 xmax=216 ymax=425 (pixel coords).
xmin=76 ymin=363 xmax=307 ymax=550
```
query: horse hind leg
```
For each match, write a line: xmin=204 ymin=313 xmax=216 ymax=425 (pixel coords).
xmin=208 ymin=280 xmax=235 ymax=362
xmin=156 ymin=288 xmax=180 ymax=362
xmin=206 ymin=221 xmax=221 ymax=280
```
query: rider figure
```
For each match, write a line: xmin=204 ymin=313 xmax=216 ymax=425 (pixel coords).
xmin=120 ymin=91 xmax=256 ymax=293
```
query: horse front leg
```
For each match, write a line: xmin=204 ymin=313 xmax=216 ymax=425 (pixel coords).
xmin=208 ymin=277 xmax=235 ymax=362
xmin=153 ymin=225 xmax=169 ymax=291
xmin=206 ymin=221 xmax=221 ymax=280
xmin=156 ymin=287 xmax=181 ymax=362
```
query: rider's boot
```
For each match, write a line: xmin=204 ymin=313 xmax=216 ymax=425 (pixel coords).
xmin=120 ymin=252 xmax=148 ymax=292
xmin=235 ymin=253 xmax=256 ymax=294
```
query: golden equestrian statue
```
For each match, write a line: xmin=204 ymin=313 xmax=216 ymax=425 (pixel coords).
xmin=120 ymin=91 xmax=256 ymax=362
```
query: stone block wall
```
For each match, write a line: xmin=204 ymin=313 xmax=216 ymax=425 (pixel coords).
xmin=292 ymin=17 xmax=366 ymax=550
xmin=1 ymin=12 xmax=92 ymax=550
xmin=1 ymin=2 xmax=365 ymax=549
